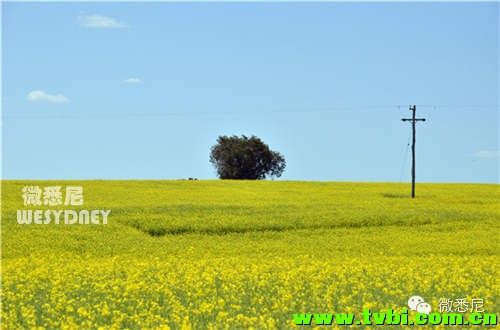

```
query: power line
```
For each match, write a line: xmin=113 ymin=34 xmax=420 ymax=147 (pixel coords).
xmin=1 ymin=105 xmax=403 ymax=119
xmin=413 ymin=104 xmax=497 ymax=110
xmin=2 ymin=104 xmax=496 ymax=120
xmin=398 ymin=128 xmax=412 ymax=195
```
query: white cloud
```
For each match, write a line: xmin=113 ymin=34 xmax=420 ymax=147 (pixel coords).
xmin=123 ymin=78 xmax=143 ymax=84
xmin=474 ymin=150 xmax=499 ymax=159
xmin=26 ymin=90 xmax=69 ymax=104
xmin=78 ymin=15 xmax=127 ymax=29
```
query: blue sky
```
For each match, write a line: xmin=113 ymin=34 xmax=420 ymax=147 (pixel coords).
xmin=2 ymin=2 xmax=498 ymax=183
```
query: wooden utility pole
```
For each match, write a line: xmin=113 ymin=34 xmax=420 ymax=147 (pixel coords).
xmin=401 ymin=105 xmax=426 ymax=198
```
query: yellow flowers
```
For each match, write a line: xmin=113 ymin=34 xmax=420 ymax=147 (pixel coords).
xmin=1 ymin=180 xmax=498 ymax=328
xmin=2 ymin=254 xmax=497 ymax=329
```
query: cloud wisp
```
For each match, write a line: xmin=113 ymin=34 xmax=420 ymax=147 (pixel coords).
xmin=78 ymin=15 xmax=127 ymax=29
xmin=474 ymin=150 xmax=499 ymax=159
xmin=26 ymin=90 xmax=70 ymax=104
xmin=123 ymin=78 xmax=143 ymax=84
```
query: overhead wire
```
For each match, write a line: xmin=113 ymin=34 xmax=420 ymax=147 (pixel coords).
xmin=2 ymin=104 xmax=497 ymax=120
xmin=398 ymin=128 xmax=412 ymax=196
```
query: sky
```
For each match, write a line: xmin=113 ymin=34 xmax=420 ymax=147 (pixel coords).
xmin=2 ymin=2 xmax=499 ymax=183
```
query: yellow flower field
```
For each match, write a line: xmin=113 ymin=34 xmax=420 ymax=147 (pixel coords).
xmin=1 ymin=181 xmax=498 ymax=329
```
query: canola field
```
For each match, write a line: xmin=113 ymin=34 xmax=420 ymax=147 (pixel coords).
xmin=1 ymin=180 xmax=498 ymax=329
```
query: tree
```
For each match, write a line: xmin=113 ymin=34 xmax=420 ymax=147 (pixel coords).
xmin=210 ymin=135 xmax=286 ymax=180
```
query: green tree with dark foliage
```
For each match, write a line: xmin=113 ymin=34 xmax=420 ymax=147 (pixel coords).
xmin=210 ymin=135 xmax=286 ymax=180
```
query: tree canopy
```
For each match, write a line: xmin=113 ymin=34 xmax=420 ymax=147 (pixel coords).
xmin=209 ymin=135 xmax=286 ymax=180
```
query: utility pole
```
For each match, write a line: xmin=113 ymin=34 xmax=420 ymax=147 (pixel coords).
xmin=401 ymin=105 xmax=426 ymax=198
